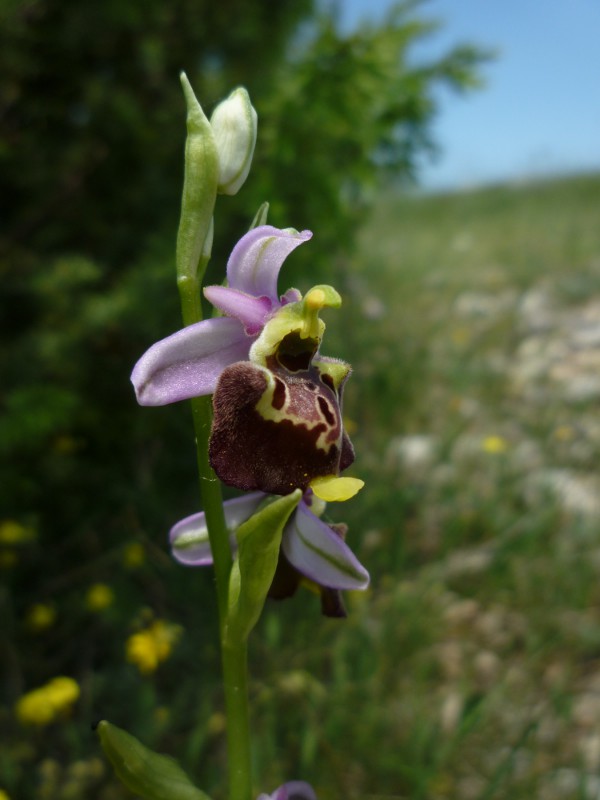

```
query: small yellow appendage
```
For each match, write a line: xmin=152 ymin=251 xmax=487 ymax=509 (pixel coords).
xmin=310 ymin=475 xmax=365 ymax=502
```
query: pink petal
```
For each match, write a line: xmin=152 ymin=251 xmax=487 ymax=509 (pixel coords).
xmin=282 ymin=501 xmax=370 ymax=590
xmin=131 ymin=317 xmax=250 ymax=405
xmin=170 ymin=492 xmax=265 ymax=566
xmin=227 ymin=226 xmax=312 ymax=303
xmin=204 ymin=285 xmax=272 ymax=334
xmin=265 ymin=782 xmax=318 ymax=800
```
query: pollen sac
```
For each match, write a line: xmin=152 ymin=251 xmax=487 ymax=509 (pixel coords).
xmin=209 ymin=331 xmax=354 ymax=496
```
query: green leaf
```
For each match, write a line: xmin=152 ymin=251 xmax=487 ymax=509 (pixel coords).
xmin=226 ymin=490 xmax=302 ymax=644
xmin=96 ymin=720 xmax=211 ymax=800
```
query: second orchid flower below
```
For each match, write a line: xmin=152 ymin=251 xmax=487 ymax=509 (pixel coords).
xmin=170 ymin=489 xmax=369 ymax=618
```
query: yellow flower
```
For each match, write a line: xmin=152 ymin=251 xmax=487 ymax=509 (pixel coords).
xmin=554 ymin=424 xmax=575 ymax=442
xmin=46 ymin=676 xmax=80 ymax=706
xmin=85 ymin=583 xmax=114 ymax=612
xmin=125 ymin=620 xmax=181 ymax=675
xmin=122 ymin=542 xmax=145 ymax=569
xmin=15 ymin=677 xmax=80 ymax=726
xmin=0 ymin=789 xmax=11 ymax=800
xmin=0 ymin=520 xmax=35 ymax=545
xmin=451 ymin=326 xmax=471 ymax=346
xmin=482 ymin=435 xmax=508 ymax=454
xmin=26 ymin=603 xmax=57 ymax=632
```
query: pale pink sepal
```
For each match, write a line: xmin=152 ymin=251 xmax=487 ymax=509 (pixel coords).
xmin=282 ymin=501 xmax=370 ymax=590
xmin=227 ymin=225 xmax=312 ymax=303
xmin=169 ymin=492 xmax=265 ymax=566
xmin=131 ymin=317 xmax=250 ymax=406
xmin=203 ymin=285 xmax=272 ymax=334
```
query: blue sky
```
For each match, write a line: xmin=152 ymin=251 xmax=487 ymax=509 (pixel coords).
xmin=328 ymin=0 xmax=600 ymax=189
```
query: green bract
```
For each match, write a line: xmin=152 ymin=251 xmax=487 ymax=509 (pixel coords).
xmin=176 ymin=73 xmax=219 ymax=283
xmin=97 ymin=720 xmax=211 ymax=800
xmin=226 ymin=490 xmax=302 ymax=643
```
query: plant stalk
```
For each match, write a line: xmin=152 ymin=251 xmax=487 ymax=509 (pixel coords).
xmin=178 ymin=272 xmax=253 ymax=800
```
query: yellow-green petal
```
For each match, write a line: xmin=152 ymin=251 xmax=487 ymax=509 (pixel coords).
xmin=310 ymin=475 xmax=365 ymax=502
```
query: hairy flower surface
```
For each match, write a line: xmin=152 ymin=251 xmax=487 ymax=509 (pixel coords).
xmin=132 ymin=225 xmax=356 ymax=495
xmin=170 ymin=490 xmax=369 ymax=617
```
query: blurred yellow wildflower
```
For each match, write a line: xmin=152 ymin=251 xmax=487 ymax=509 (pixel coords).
xmin=554 ymin=424 xmax=575 ymax=442
xmin=451 ymin=326 xmax=471 ymax=346
xmin=0 ymin=551 xmax=18 ymax=569
xmin=53 ymin=435 xmax=79 ymax=455
xmin=122 ymin=542 xmax=145 ymax=568
xmin=0 ymin=520 xmax=35 ymax=545
xmin=482 ymin=435 xmax=508 ymax=454
xmin=125 ymin=620 xmax=181 ymax=675
xmin=26 ymin=603 xmax=57 ymax=632
xmin=207 ymin=711 xmax=226 ymax=736
xmin=38 ymin=758 xmax=61 ymax=792
xmin=15 ymin=676 xmax=80 ymax=726
xmin=342 ymin=416 xmax=358 ymax=436
xmin=0 ymin=789 xmax=11 ymax=800
xmin=85 ymin=583 xmax=114 ymax=612
xmin=153 ymin=705 xmax=170 ymax=726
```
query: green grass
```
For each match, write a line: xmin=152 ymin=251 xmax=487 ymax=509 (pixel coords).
xmin=248 ymin=172 xmax=600 ymax=799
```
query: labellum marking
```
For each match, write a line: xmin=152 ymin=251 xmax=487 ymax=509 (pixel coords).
xmin=254 ymin=364 xmax=341 ymax=455
xmin=209 ymin=359 xmax=352 ymax=495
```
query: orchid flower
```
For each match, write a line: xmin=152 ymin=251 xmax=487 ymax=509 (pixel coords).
xmin=132 ymin=225 xmax=357 ymax=496
xmin=131 ymin=225 xmax=311 ymax=405
xmin=170 ymin=490 xmax=369 ymax=618
xmin=257 ymin=782 xmax=317 ymax=800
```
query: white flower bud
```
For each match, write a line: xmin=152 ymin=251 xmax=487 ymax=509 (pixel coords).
xmin=210 ymin=87 xmax=257 ymax=195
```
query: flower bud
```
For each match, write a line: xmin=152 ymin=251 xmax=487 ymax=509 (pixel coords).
xmin=210 ymin=88 xmax=257 ymax=195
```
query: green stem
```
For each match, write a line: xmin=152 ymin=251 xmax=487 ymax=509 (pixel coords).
xmin=222 ymin=640 xmax=251 ymax=800
xmin=178 ymin=273 xmax=253 ymax=800
xmin=188 ymin=394 xmax=232 ymax=612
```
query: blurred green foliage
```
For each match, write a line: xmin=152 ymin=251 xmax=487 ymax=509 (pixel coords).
xmin=0 ymin=0 xmax=488 ymax=796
